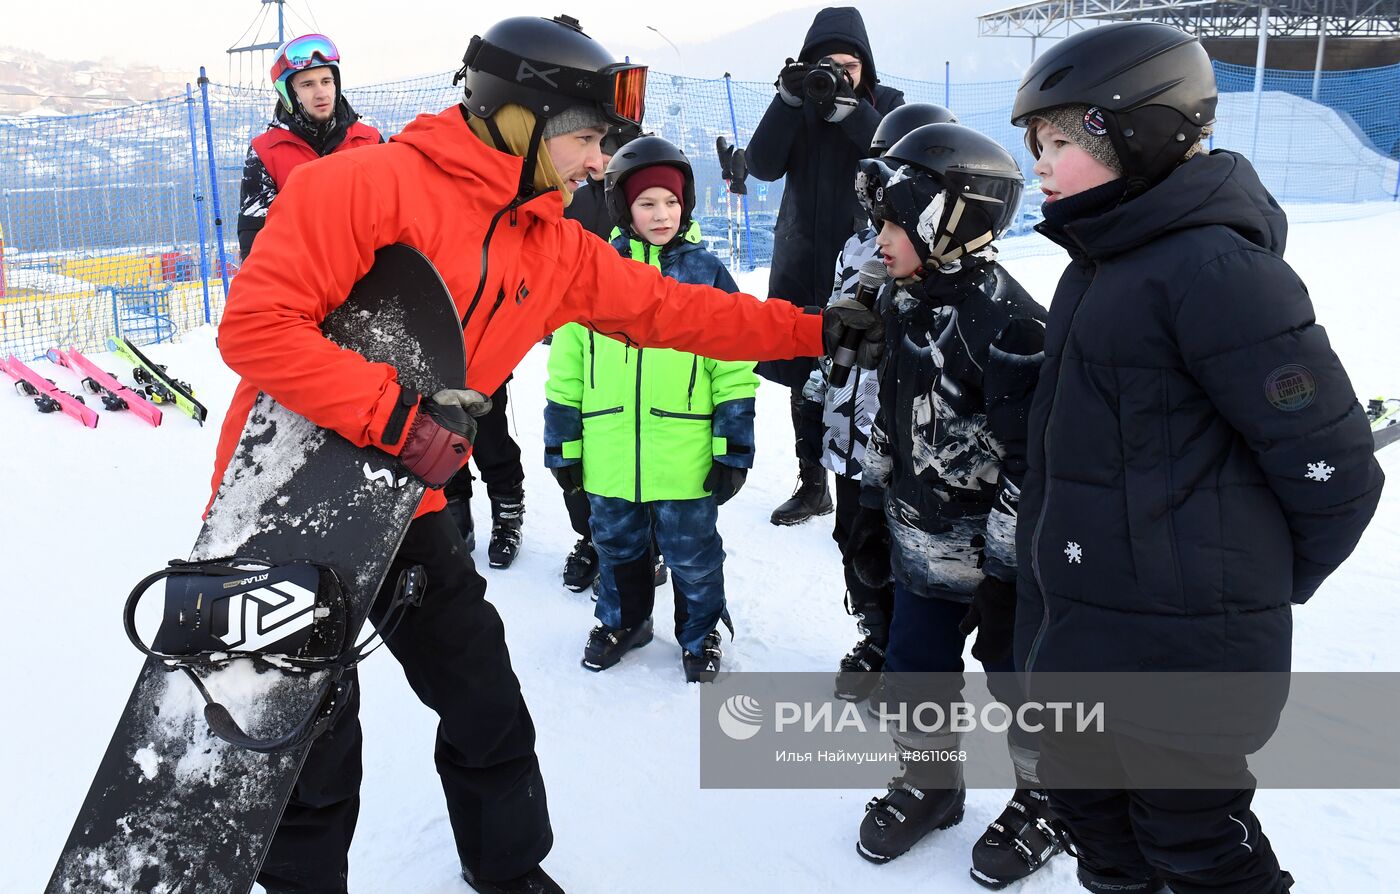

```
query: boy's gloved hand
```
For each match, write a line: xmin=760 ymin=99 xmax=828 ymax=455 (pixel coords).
xmin=704 ymin=461 xmax=748 ymax=506
xmin=847 ymin=505 xmax=892 ymax=587
xmin=823 ymin=299 xmax=885 ymax=369
xmin=776 ymin=58 xmax=808 ymax=108
xmin=958 ymin=575 xmax=1017 ymax=665
xmin=552 ymin=463 xmax=584 ymax=495
xmin=819 ymin=72 xmax=859 ymax=123
xmin=398 ymin=389 xmax=490 ymax=488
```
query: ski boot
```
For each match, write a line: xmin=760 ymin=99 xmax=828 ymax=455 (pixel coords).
xmin=970 ymin=787 xmax=1065 ymax=889
xmin=1075 ymin=866 xmax=1167 ymax=894
xmin=835 ymin=592 xmax=889 ymax=702
xmin=461 ymin=865 xmax=564 ymax=894
xmin=858 ymin=777 xmax=966 ymax=864
xmin=682 ymin=630 xmax=723 ymax=683
xmin=770 ymin=459 xmax=834 ymax=526
xmin=488 ymin=493 xmax=524 ymax=569
xmin=581 ymin=618 xmax=654 ymax=671
xmin=562 ymin=538 xmax=598 ymax=592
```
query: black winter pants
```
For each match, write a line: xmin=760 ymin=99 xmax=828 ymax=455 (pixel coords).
xmin=1041 ymin=729 xmax=1290 ymax=894
xmin=790 ymin=388 xmax=824 ymax=467
xmin=444 ymin=380 xmax=524 ymax=506
xmin=257 ymin=510 xmax=552 ymax=894
xmin=832 ymin=474 xmax=893 ymax=639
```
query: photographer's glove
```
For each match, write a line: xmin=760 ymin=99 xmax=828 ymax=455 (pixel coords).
xmin=775 ymin=58 xmax=808 ymax=108
xmin=398 ymin=388 xmax=491 ymax=488
xmin=823 ymin=72 xmax=859 ymax=123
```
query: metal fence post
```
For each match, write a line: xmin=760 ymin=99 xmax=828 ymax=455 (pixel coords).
xmin=198 ymin=67 xmax=232 ymax=302
xmin=945 ymin=61 xmax=951 ymax=108
xmin=723 ymin=73 xmax=755 ymax=271
xmin=185 ymin=83 xmax=213 ymax=324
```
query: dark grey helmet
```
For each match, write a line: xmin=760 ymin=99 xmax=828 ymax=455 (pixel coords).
xmin=858 ymin=123 xmax=1023 ymax=266
xmin=455 ymin=15 xmax=647 ymax=128
xmin=1012 ymin=21 xmax=1217 ymax=192
xmin=870 ymin=103 xmax=958 ymax=155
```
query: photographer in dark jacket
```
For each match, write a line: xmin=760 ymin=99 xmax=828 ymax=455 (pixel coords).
xmin=746 ymin=6 xmax=903 ymax=525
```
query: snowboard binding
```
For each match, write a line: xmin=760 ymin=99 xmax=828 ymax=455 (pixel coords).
xmin=124 ymin=556 xmax=425 ymax=753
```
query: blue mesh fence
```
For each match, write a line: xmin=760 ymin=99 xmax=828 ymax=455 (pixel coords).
xmin=2 ymin=59 xmax=1397 ymax=361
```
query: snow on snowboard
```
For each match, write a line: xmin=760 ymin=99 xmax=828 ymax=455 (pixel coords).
xmin=47 ymin=244 xmax=465 ymax=894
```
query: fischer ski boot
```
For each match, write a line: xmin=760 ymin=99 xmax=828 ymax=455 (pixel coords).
xmin=682 ymin=630 xmax=723 ymax=683
xmin=461 ymin=865 xmax=564 ymax=894
xmin=581 ymin=618 xmax=654 ymax=671
xmin=488 ymin=492 xmax=524 ymax=569
xmin=562 ymin=538 xmax=598 ymax=592
xmin=969 ymin=787 xmax=1065 ymax=889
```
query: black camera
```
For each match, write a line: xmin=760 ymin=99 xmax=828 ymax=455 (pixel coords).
xmin=803 ymin=58 xmax=848 ymax=103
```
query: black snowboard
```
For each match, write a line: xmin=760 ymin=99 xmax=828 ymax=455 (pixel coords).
xmin=47 ymin=244 xmax=466 ymax=894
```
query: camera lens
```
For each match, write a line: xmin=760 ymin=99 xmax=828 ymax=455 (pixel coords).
xmin=804 ymin=67 xmax=838 ymax=102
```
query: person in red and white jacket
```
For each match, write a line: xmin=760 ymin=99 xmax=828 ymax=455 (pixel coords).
xmin=236 ymin=33 xmax=381 ymax=259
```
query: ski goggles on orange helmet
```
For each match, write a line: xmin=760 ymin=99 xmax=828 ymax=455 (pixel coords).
xmin=270 ymin=33 xmax=341 ymax=86
xmin=459 ymin=35 xmax=648 ymax=128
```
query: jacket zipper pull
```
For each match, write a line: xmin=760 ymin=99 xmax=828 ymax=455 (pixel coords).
xmin=509 ymin=206 xmax=518 ymax=227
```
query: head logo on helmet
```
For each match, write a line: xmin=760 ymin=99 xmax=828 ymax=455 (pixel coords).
xmin=270 ymin=33 xmax=342 ymax=115
xmin=1010 ymin=21 xmax=1217 ymax=194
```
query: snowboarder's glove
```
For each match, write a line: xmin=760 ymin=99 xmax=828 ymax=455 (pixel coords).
xmin=823 ymin=299 xmax=885 ymax=370
xmin=397 ymin=390 xmax=487 ymax=488
xmin=819 ymin=72 xmax=859 ymax=123
xmin=432 ymin=387 xmax=493 ymax=418
xmin=958 ymin=575 xmax=1017 ymax=666
xmin=704 ymin=461 xmax=748 ymax=506
xmin=776 ymin=59 xmax=808 ymax=108
xmin=848 ymin=505 xmax=892 ymax=588
xmin=552 ymin=464 xmax=584 ymax=495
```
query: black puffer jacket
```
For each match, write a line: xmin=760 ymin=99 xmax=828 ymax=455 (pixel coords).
xmin=862 ymin=259 xmax=1046 ymax=601
xmin=1015 ymin=152 xmax=1384 ymax=679
xmin=746 ymin=6 xmax=904 ymax=387
xmin=563 ymin=176 xmax=614 ymax=241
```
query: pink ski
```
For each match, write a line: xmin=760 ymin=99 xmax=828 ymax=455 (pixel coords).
xmin=47 ymin=347 xmax=162 ymax=427
xmin=2 ymin=355 xmax=100 ymax=428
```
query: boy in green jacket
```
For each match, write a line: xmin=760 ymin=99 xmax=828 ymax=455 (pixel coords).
xmin=544 ymin=136 xmax=758 ymax=682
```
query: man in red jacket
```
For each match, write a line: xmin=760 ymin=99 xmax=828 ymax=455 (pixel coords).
xmin=216 ymin=14 xmax=878 ymax=894
xmin=236 ymin=33 xmax=381 ymax=259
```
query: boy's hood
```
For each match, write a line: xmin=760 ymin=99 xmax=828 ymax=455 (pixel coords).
xmin=390 ymin=106 xmax=564 ymax=224
xmin=800 ymin=7 xmax=878 ymax=86
xmin=1059 ymin=151 xmax=1287 ymax=260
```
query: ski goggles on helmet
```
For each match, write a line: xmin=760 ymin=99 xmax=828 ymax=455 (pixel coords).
xmin=855 ymin=157 xmax=938 ymax=230
xmin=461 ymin=36 xmax=648 ymax=128
xmin=270 ymin=33 xmax=341 ymax=85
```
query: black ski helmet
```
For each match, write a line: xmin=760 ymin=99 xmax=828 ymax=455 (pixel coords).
xmin=857 ymin=123 xmax=1023 ymax=267
xmin=1011 ymin=21 xmax=1217 ymax=193
xmin=454 ymin=15 xmax=647 ymax=129
xmin=869 ymin=103 xmax=958 ymax=155
xmin=602 ymin=135 xmax=696 ymax=234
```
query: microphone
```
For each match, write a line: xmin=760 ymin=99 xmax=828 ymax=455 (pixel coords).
xmin=828 ymin=258 xmax=888 ymax=387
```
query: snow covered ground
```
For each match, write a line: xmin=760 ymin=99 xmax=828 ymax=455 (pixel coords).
xmin=3 ymin=206 xmax=1399 ymax=892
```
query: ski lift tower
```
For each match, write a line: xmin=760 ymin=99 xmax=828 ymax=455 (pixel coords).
xmin=227 ymin=0 xmax=315 ymax=88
